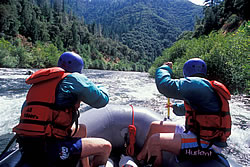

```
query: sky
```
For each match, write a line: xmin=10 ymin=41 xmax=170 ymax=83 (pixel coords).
xmin=188 ymin=0 xmax=205 ymax=6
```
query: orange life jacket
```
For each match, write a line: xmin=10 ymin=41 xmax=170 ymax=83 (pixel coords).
xmin=13 ymin=67 xmax=80 ymax=139
xmin=184 ymin=80 xmax=231 ymax=143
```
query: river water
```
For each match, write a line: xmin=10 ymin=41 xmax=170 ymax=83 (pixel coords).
xmin=0 ymin=68 xmax=249 ymax=166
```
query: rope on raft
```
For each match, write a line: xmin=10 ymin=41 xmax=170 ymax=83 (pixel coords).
xmin=126 ymin=105 xmax=137 ymax=156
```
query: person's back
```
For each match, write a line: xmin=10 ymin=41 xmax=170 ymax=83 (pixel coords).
xmin=137 ymin=58 xmax=231 ymax=167
xmin=13 ymin=52 xmax=112 ymax=167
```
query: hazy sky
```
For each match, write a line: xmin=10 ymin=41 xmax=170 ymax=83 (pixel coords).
xmin=189 ymin=0 xmax=205 ymax=6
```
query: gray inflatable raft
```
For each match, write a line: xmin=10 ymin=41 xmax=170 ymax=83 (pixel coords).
xmin=79 ymin=104 xmax=234 ymax=167
xmin=0 ymin=104 xmax=239 ymax=167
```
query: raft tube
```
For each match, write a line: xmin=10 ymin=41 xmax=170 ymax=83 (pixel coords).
xmin=79 ymin=104 xmax=232 ymax=167
xmin=0 ymin=104 xmax=239 ymax=167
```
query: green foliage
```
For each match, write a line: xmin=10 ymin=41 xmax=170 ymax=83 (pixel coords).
xmin=0 ymin=1 xmax=20 ymax=39
xmin=0 ymin=0 xmax=248 ymax=94
xmin=64 ymin=0 xmax=203 ymax=70
xmin=0 ymin=38 xmax=61 ymax=68
xmin=0 ymin=0 xmax=143 ymax=71
xmin=193 ymin=0 xmax=249 ymax=37
xmin=149 ymin=21 xmax=249 ymax=94
xmin=0 ymin=38 xmax=18 ymax=67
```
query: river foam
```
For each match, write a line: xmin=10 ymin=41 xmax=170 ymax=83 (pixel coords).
xmin=0 ymin=68 xmax=249 ymax=166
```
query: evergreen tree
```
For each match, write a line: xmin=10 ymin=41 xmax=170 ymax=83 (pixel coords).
xmin=19 ymin=0 xmax=33 ymax=38
xmin=0 ymin=0 xmax=20 ymax=38
xmin=72 ymin=20 xmax=80 ymax=50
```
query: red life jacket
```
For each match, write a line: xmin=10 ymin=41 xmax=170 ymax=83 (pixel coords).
xmin=13 ymin=67 xmax=80 ymax=139
xmin=184 ymin=80 xmax=231 ymax=143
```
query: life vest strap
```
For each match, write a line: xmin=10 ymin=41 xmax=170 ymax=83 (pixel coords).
xmin=27 ymin=101 xmax=64 ymax=110
xmin=200 ymin=126 xmax=231 ymax=132
xmin=27 ymin=101 xmax=56 ymax=109
xmin=188 ymin=124 xmax=231 ymax=132
xmin=186 ymin=110 xmax=229 ymax=116
xmin=20 ymin=119 xmax=69 ymax=130
xmin=71 ymin=109 xmax=80 ymax=137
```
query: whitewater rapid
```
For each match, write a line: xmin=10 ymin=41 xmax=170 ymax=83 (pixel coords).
xmin=0 ymin=68 xmax=249 ymax=166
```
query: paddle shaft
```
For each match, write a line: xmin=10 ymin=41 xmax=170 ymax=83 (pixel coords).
xmin=167 ymin=98 xmax=170 ymax=119
xmin=164 ymin=98 xmax=170 ymax=121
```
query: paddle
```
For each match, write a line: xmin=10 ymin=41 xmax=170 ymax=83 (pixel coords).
xmin=0 ymin=135 xmax=17 ymax=159
xmin=167 ymin=98 xmax=170 ymax=119
xmin=164 ymin=98 xmax=171 ymax=121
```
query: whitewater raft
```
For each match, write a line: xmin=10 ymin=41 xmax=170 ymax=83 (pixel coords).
xmin=0 ymin=104 xmax=238 ymax=167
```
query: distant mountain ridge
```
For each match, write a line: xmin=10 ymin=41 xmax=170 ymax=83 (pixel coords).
xmin=65 ymin=0 xmax=203 ymax=67
xmin=70 ymin=0 xmax=202 ymax=32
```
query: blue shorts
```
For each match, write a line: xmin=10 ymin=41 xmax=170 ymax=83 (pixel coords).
xmin=19 ymin=137 xmax=82 ymax=166
xmin=175 ymin=126 xmax=229 ymax=167
xmin=175 ymin=125 xmax=222 ymax=152
xmin=46 ymin=137 xmax=82 ymax=161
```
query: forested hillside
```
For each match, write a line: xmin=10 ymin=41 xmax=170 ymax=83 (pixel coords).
xmin=0 ymin=0 xmax=145 ymax=71
xmin=192 ymin=0 xmax=249 ymax=38
xmin=0 ymin=0 xmax=248 ymax=93
xmin=0 ymin=0 xmax=202 ymax=71
xmin=149 ymin=0 xmax=249 ymax=94
xmin=63 ymin=0 xmax=203 ymax=69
